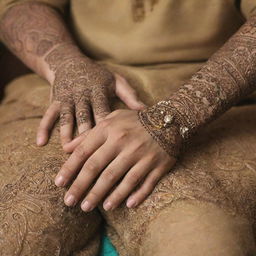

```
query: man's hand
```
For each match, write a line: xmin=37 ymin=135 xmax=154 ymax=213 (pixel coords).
xmin=54 ymin=109 xmax=179 ymax=211
xmin=0 ymin=2 xmax=145 ymax=149
xmin=36 ymin=57 xmax=146 ymax=147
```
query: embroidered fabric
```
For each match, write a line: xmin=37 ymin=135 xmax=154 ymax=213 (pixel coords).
xmin=0 ymin=2 xmax=116 ymax=128
xmin=138 ymin=15 xmax=256 ymax=158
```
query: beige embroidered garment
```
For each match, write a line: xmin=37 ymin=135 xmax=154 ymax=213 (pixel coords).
xmin=0 ymin=0 xmax=250 ymax=104
xmin=1 ymin=0 xmax=256 ymax=255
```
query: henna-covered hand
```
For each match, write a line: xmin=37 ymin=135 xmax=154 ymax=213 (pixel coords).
xmin=48 ymin=56 xmax=114 ymax=145
xmin=38 ymin=50 xmax=146 ymax=147
xmin=0 ymin=2 xmax=146 ymax=148
xmin=54 ymin=109 xmax=180 ymax=211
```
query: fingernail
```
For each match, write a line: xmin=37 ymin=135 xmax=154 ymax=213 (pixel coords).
xmin=137 ymin=102 xmax=147 ymax=110
xmin=55 ymin=175 xmax=65 ymax=187
xmin=37 ymin=136 xmax=45 ymax=146
xmin=81 ymin=201 xmax=93 ymax=212
xmin=127 ymin=198 xmax=137 ymax=208
xmin=103 ymin=201 xmax=113 ymax=211
xmin=138 ymin=101 xmax=146 ymax=106
xmin=65 ymin=194 xmax=76 ymax=207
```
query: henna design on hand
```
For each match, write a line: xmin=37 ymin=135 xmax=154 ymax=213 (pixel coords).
xmin=0 ymin=2 xmax=115 ymax=129
xmin=52 ymin=56 xmax=114 ymax=126
xmin=138 ymin=15 xmax=256 ymax=157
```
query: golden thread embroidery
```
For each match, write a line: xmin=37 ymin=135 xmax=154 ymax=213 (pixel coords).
xmin=138 ymin=16 xmax=256 ymax=158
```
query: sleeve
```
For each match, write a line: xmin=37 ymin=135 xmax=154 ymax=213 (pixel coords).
xmin=241 ymin=0 xmax=256 ymax=19
xmin=0 ymin=0 xmax=69 ymax=22
xmin=138 ymin=15 xmax=256 ymax=158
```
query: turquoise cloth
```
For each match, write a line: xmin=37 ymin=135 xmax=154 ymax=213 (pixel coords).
xmin=100 ymin=235 xmax=118 ymax=256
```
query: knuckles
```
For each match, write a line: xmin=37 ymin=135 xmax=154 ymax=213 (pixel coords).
xmin=145 ymin=152 xmax=159 ymax=163
xmin=74 ymin=145 xmax=87 ymax=160
xmin=114 ymin=130 xmax=129 ymax=142
xmin=84 ymin=158 xmax=98 ymax=172
xmin=109 ymin=190 xmax=123 ymax=203
xmin=61 ymin=164 xmax=73 ymax=177
xmin=97 ymin=118 xmax=132 ymax=143
xmin=87 ymin=189 xmax=100 ymax=200
xmin=69 ymin=182 xmax=85 ymax=195
xmin=97 ymin=119 xmax=111 ymax=129
xmin=130 ymin=141 xmax=147 ymax=154
xmin=90 ymin=67 xmax=115 ymax=88
xmin=101 ymin=169 xmax=116 ymax=183
xmin=127 ymin=172 xmax=141 ymax=186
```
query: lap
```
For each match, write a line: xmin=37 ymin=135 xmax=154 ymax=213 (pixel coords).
xmin=1 ymin=74 xmax=256 ymax=256
xmin=142 ymin=200 xmax=256 ymax=256
xmin=103 ymin=105 xmax=256 ymax=255
xmin=0 ymin=74 xmax=102 ymax=256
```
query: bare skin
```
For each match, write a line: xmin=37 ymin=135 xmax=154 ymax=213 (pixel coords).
xmin=0 ymin=2 xmax=146 ymax=147
xmin=56 ymin=109 xmax=177 ymax=211
xmin=55 ymin=16 xmax=256 ymax=213
xmin=2 ymin=1 xmax=256 ymax=217
xmin=1 ymin=2 xmax=256 ymax=256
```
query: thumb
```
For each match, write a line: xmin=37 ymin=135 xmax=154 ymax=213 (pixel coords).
xmin=114 ymin=73 xmax=147 ymax=110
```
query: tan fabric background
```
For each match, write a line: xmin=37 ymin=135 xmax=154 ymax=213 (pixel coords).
xmin=242 ymin=0 xmax=256 ymax=17
xmin=0 ymin=0 xmax=249 ymax=66
xmin=1 ymin=1 xmax=256 ymax=255
xmin=0 ymin=0 xmax=255 ymax=101
xmin=0 ymin=0 xmax=254 ymax=105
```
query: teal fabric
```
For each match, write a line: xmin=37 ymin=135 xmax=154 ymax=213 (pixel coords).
xmin=100 ymin=235 xmax=118 ymax=256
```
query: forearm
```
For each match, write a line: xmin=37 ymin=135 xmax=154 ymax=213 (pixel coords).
xmin=139 ymin=16 xmax=256 ymax=156
xmin=0 ymin=2 xmax=84 ymax=85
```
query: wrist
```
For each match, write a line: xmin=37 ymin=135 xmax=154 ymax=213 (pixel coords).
xmin=138 ymin=99 xmax=192 ymax=140
xmin=42 ymin=43 xmax=85 ymax=85
xmin=138 ymin=104 xmax=183 ymax=158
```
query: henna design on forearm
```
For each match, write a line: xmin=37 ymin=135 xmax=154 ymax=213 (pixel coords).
xmin=138 ymin=16 xmax=256 ymax=157
xmin=44 ymin=43 xmax=83 ymax=72
xmin=0 ymin=2 xmax=115 ymax=127
xmin=0 ymin=2 xmax=74 ymax=76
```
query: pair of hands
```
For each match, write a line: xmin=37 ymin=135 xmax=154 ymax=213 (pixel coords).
xmin=36 ymin=57 xmax=145 ymax=147
xmin=37 ymin=57 xmax=177 ymax=211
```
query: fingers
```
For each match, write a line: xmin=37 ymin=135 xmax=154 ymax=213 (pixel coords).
xmin=75 ymin=98 xmax=93 ymax=134
xmin=80 ymin=152 xmax=135 ymax=212
xmin=60 ymin=104 xmax=75 ymax=146
xmin=114 ymin=73 xmax=146 ymax=110
xmin=55 ymin=123 xmax=107 ymax=187
xmin=62 ymin=130 xmax=88 ymax=153
xmin=102 ymin=157 xmax=154 ymax=211
xmin=64 ymin=141 xmax=118 ymax=207
xmin=91 ymin=89 xmax=111 ymax=124
xmin=37 ymin=102 xmax=60 ymax=146
xmin=126 ymin=167 xmax=170 ymax=208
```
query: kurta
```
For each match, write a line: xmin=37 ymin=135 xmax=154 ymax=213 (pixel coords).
xmin=1 ymin=1 xmax=256 ymax=256
xmin=0 ymin=0 xmax=254 ymax=106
